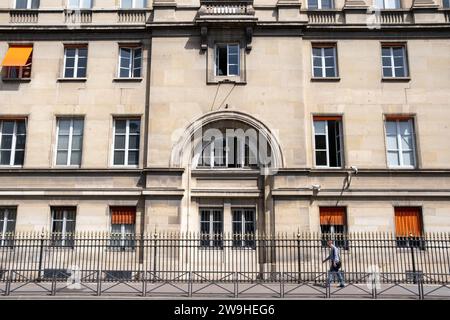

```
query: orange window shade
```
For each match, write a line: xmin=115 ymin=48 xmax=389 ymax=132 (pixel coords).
xmin=111 ymin=207 xmax=136 ymax=225
xmin=313 ymin=116 xmax=342 ymax=121
xmin=2 ymin=47 xmax=33 ymax=67
xmin=395 ymin=207 xmax=422 ymax=237
xmin=320 ymin=207 xmax=346 ymax=225
xmin=385 ymin=115 xmax=413 ymax=121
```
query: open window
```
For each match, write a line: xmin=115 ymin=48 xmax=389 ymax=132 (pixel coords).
xmin=313 ymin=116 xmax=343 ymax=168
xmin=1 ymin=45 xmax=33 ymax=80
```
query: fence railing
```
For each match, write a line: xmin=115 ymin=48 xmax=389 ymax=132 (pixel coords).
xmin=0 ymin=232 xmax=449 ymax=286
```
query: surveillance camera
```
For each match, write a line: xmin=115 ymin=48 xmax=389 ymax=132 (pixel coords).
xmin=350 ymin=166 xmax=358 ymax=175
xmin=312 ymin=184 xmax=321 ymax=191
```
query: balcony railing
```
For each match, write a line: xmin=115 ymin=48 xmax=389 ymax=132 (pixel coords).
xmin=375 ymin=10 xmax=410 ymax=24
xmin=64 ymin=9 xmax=92 ymax=24
xmin=9 ymin=10 xmax=39 ymax=24
xmin=198 ymin=0 xmax=255 ymax=16
xmin=307 ymin=10 xmax=340 ymax=24
xmin=118 ymin=10 xmax=147 ymax=23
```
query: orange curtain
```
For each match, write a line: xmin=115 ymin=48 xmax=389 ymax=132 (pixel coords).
xmin=395 ymin=207 xmax=422 ymax=237
xmin=111 ymin=207 xmax=136 ymax=225
xmin=320 ymin=207 xmax=346 ymax=225
xmin=2 ymin=47 xmax=33 ymax=67
xmin=313 ymin=116 xmax=342 ymax=121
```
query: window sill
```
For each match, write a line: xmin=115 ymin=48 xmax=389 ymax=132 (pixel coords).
xmin=2 ymin=78 xmax=31 ymax=83
xmin=57 ymin=78 xmax=87 ymax=82
xmin=113 ymin=77 xmax=143 ymax=82
xmin=387 ymin=166 xmax=418 ymax=170
xmin=207 ymin=78 xmax=247 ymax=85
xmin=311 ymin=77 xmax=340 ymax=82
xmin=382 ymin=77 xmax=411 ymax=82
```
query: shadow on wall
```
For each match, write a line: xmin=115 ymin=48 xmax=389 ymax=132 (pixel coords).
xmin=184 ymin=36 xmax=205 ymax=55
xmin=0 ymin=79 xmax=20 ymax=91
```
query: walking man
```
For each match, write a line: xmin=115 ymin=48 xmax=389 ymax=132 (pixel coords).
xmin=323 ymin=240 xmax=345 ymax=288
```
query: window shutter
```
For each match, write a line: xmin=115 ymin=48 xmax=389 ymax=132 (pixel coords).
xmin=395 ymin=207 xmax=422 ymax=237
xmin=111 ymin=207 xmax=136 ymax=225
xmin=319 ymin=207 xmax=346 ymax=225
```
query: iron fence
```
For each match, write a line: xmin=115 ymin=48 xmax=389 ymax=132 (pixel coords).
xmin=0 ymin=232 xmax=449 ymax=298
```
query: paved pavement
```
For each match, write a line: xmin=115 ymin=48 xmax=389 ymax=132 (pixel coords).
xmin=0 ymin=282 xmax=449 ymax=299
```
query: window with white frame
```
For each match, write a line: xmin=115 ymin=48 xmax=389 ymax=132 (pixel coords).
xmin=215 ymin=44 xmax=239 ymax=77
xmin=118 ymin=46 xmax=142 ymax=78
xmin=67 ymin=0 xmax=92 ymax=9
xmin=198 ymin=135 xmax=258 ymax=169
xmin=15 ymin=0 xmax=40 ymax=9
xmin=382 ymin=44 xmax=408 ymax=78
xmin=0 ymin=207 xmax=17 ymax=247
xmin=121 ymin=0 xmax=146 ymax=8
xmin=110 ymin=207 xmax=136 ymax=250
xmin=385 ymin=118 xmax=416 ymax=168
xmin=0 ymin=119 xmax=26 ymax=166
xmin=55 ymin=118 xmax=84 ymax=166
xmin=308 ymin=0 xmax=334 ymax=9
xmin=374 ymin=0 xmax=401 ymax=9
xmin=113 ymin=119 xmax=140 ymax=166
xmin=51 ymin=207 xmax=76 ymax=247
xmin=200 ymin=208 xmax=223 ymax=248
xmin=232 ymin=208 xmax=256 ymax=248
xmin=312 ymin=44 xmax=337 ymax=78
xmin=63 ymin=46 xmax=87 ymax=78
xmin=313 ymin=117 xmax=343 ymax=168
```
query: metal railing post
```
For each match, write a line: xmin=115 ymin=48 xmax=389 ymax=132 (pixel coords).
xmin=409 ymin=234 xmax=417 ymax=285
xmin=5 ymin=269 xmax=11 ymax=296
xmin=37 ymin=232 xmax=45 ymax=282
xmin=96 ymin=269 xmax=102 ymax=296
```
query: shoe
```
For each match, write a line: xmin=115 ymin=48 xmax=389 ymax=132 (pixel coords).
xmin=338 ymin=284 xmax=345 ymax=288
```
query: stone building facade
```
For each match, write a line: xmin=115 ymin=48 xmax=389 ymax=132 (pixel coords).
xmin=0 ymin=0 xmax=449 ymax=241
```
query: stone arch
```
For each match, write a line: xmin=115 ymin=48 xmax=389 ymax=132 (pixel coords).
xmin=170 ymin=110 xmax=285 ymax=170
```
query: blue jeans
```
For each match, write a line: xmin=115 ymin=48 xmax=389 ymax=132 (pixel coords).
xmin=327 ymin=264 xmax=345 ymax=286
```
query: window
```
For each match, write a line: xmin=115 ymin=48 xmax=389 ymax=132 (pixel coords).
xmin=232 ymin=208 xmax=256 ymax=248
xmin=312 ymin=44 xmax=337 ymax=78
xmin=308 ymin=0 xmax=334 ymax=9
xmin=444 ymin=0 xmax=450 ymax=7
xmin=395 ymin=207 xmax=424 ymax=248
xmin=313 ymin=117 xmax=343 ymax=168
xmin=375 ymin=0 xmax=401 ymax=9
xmin=15 ymin=0 xmax=40 ymax=9
xmin=198 ymin=134 xmax=258 ymax=169
xmin=0 ymin=208 xmax=17 ymax=247
xmin=200 ymin=208 xmax=223 ymax=248
xmin=385 ymin=118 xmax=416 ymax=168
xmin=382 ymin=44 xmax=408 ymax=78
xmin=51 ymin=207 xmax=76 ymax=247
xmin=215 ymin=44 xmax=239 ymax=77
xmin=63 ymin=46 xmax=87 ymax=78
xmin=121 ymin=0 xmax=146 ymax=8
xmin=320 ymin=207 xmax=348 ymax=248
xmin=110 ymin=207 xmax=136 ymax=250
xmin=118 ymin=46 xmax=142 ymax=78
xmin=113 ymin=119 xmax=140 ymax=166
xmin=55 ymin=118 xmax=84 ymax=166
xmin=1 ymin=46 xmax=33 ymax=80
xmin=0 ymin=119 xmax=26 ymax=166
xmin=67 ymin=0 xmax=92 ymax=9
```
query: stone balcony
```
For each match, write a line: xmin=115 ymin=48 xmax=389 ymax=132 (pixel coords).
xmin=0 ymin=9 xmax=151 ymax=28
xmin=196 ymin=0 xmax=257 ymax=25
